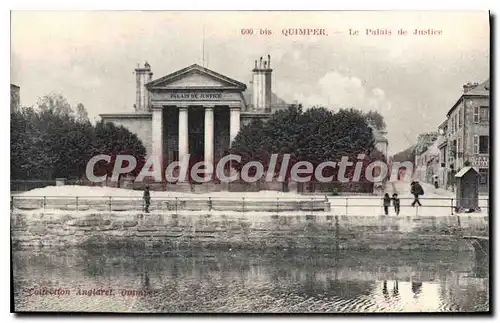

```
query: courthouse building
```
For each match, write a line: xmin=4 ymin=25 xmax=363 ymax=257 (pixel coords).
xmin=100 ymin=56 xmax=288 ymax=170
xmin=100 ymin=57 xmax=390 ymax=186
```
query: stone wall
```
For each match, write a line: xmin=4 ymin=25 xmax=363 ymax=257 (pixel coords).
xmin=11 ymin=211 xmax=488 ymax=252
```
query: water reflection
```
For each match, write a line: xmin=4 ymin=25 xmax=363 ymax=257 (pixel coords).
xmin=12 ymin=248 xmax=489 ymax=313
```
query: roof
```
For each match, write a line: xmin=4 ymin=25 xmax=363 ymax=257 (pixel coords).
xmin=467 ymin=79 xmax=490 ymax=96
xmin=242 ymin=85 xmax=289 ymax=111
xmin=146 ymin=64 xmax=247 ymax=90
xmin=455 ymin=166 xmax=479 ymax=178
xmin=100 ymin=113 xmax=152 ymax=119
xmin=438 ymin=119 xmax=448 ymax=129
xmin=447 ymin=79 xmax=490 ymax=117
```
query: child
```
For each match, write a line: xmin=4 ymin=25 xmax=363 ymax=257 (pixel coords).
xmin=392 ymin=193 xmax=400 ymax=215
xmin=383 ymin=193 xmax=391 ymax=215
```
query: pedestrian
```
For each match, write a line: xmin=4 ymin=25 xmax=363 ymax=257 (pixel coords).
xmin=383 ymin=193 xmax=391 ymax=215
xmin=143 ymin=185 xmax=151 ymax=213
xmin=410 ymin=181 xmax=424 ymax=207
xmin=392 ymin=193 xmax=400 ymax=215
xmin=433 ymin=174 xmax=439 ymax=189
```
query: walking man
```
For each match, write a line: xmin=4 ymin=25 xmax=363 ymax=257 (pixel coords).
xmin=383 ymin=193 xmax=391 ymax=215
xmin=410 ymin=181 xmax=424 ymax=207
xmin=392 ymin=193 xmax=400 ymax=215
xmin=433 ymin=174 xmax=439 ymax=189
xmin=143 ymin=185 xmax=151 ymax=213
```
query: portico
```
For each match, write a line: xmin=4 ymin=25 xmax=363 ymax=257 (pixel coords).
xmin=147 ymin=64 xmax=246 ymax=179
xmin=151 ymin=103 xmax=241 ymax=174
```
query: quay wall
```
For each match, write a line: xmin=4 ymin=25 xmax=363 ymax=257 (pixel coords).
xmin=11 ymin=211 xmax=488 ymax=251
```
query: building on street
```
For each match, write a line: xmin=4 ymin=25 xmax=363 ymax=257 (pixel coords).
xmin=437 ymin=119 xmax=448 ymax=188
xmin=442 ymin=79 xmax=490 ymax=192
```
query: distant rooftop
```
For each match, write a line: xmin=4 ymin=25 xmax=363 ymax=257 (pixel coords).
xmin=464 ymin=79 xmax=490 ymax=96
xmin=447 ymin=78 xmax=490 ymax=116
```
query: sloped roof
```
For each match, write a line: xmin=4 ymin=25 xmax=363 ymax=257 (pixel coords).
xmin=447 ymin=79 xmax=490 ymax=116
xmin=455 ymin=166 xmax=479 ymax=178
xmin=438 ymin=119 xmax=448 ymax=129
xmin=146 ymin=64 xmax=247 ymax=90
xmin=242 ymin=84 xmax=289 ymax=111
xmin=467 ymin=79 xmax=490 ymax=96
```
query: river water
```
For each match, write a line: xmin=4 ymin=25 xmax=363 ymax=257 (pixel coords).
xmin=12 ymin=248 xmax=489 ymax=313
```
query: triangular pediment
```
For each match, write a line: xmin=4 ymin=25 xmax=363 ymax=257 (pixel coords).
xmin=147 ymin=64 xmax=247 ymax=90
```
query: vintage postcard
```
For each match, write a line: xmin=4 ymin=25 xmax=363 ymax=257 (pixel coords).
xmin=10 ymin=11 xmax=490 ymax=313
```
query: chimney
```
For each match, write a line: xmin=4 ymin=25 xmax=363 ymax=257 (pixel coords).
xmin=252 ymin=55 xmax=273 ymax=112
xmin=135 ymin=61 xmax=153 ymax=111
xmin=463 ymin=81 xmax=478 ymax=94
xmin=252 ymin=58 xmax=260 ymax=111
xmin=264 ymin=54 xmax=273 ymax=113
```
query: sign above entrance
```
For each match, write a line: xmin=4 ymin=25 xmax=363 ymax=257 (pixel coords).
xmin=169 ymin=92 xmax=223 ymax=100
xmin=151 ymin=89 xmax=243 ymax=103
xmin=470 ymin=155 xmax=489 ymax=168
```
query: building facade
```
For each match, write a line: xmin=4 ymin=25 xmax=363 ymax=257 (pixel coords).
xmin=414 ymin=140 xmax=440 ymax=184
xmin=436 ymin=119 xmax=448 ymax=187
xmin=442 ymin=80 xmax=490 ymax=192
xmin=373 ymin=128 xmax=389 ymax=159
xmin=11 ymin=84 xmax=20 ymax=113
xmin=100 ymin=58 xmax=390 ymax=185
xmin=100 ymin=57 xmax=289 ymax=174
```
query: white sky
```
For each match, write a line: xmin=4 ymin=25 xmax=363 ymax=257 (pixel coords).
xmin=11 ymin=11 xmax=490 ymax=154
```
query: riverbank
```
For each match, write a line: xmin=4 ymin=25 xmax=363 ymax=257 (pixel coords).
xmin=11 ymin=210 xmax=488 ymax=252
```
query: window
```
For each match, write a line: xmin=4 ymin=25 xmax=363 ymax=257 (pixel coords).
xmin=459 ymin=107 xmax=463 ymax=126
xmin=480 ymin=106 xmax=489 ymax=123
xmin=473 ymin=135 xmax=479 ymax=154
xmin=479 ymin=136 xmax=489 ymax=154
xmin=473 ymin=106 xmax=480 ymax=123
xmin=450 ymin=140 xmax=457 ymax=158
xmin=479 ymin=168 xmax=488 ymax=185
xmin=457 ymin=137 xmax=462 ymax=153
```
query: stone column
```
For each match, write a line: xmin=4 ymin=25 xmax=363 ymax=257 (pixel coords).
xmin=204 ymin=106 xmax=214 ymax=176
xmin=178 ymin=107 xmax=189 ymax=165
xmin=229 ymin=106 xmax=241 ymax=147
xmin=152 ymin=106 xmax=164 ymax=168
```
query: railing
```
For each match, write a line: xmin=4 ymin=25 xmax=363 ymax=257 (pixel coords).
xmin=10 ymin=195 xmax=489 ymax=217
